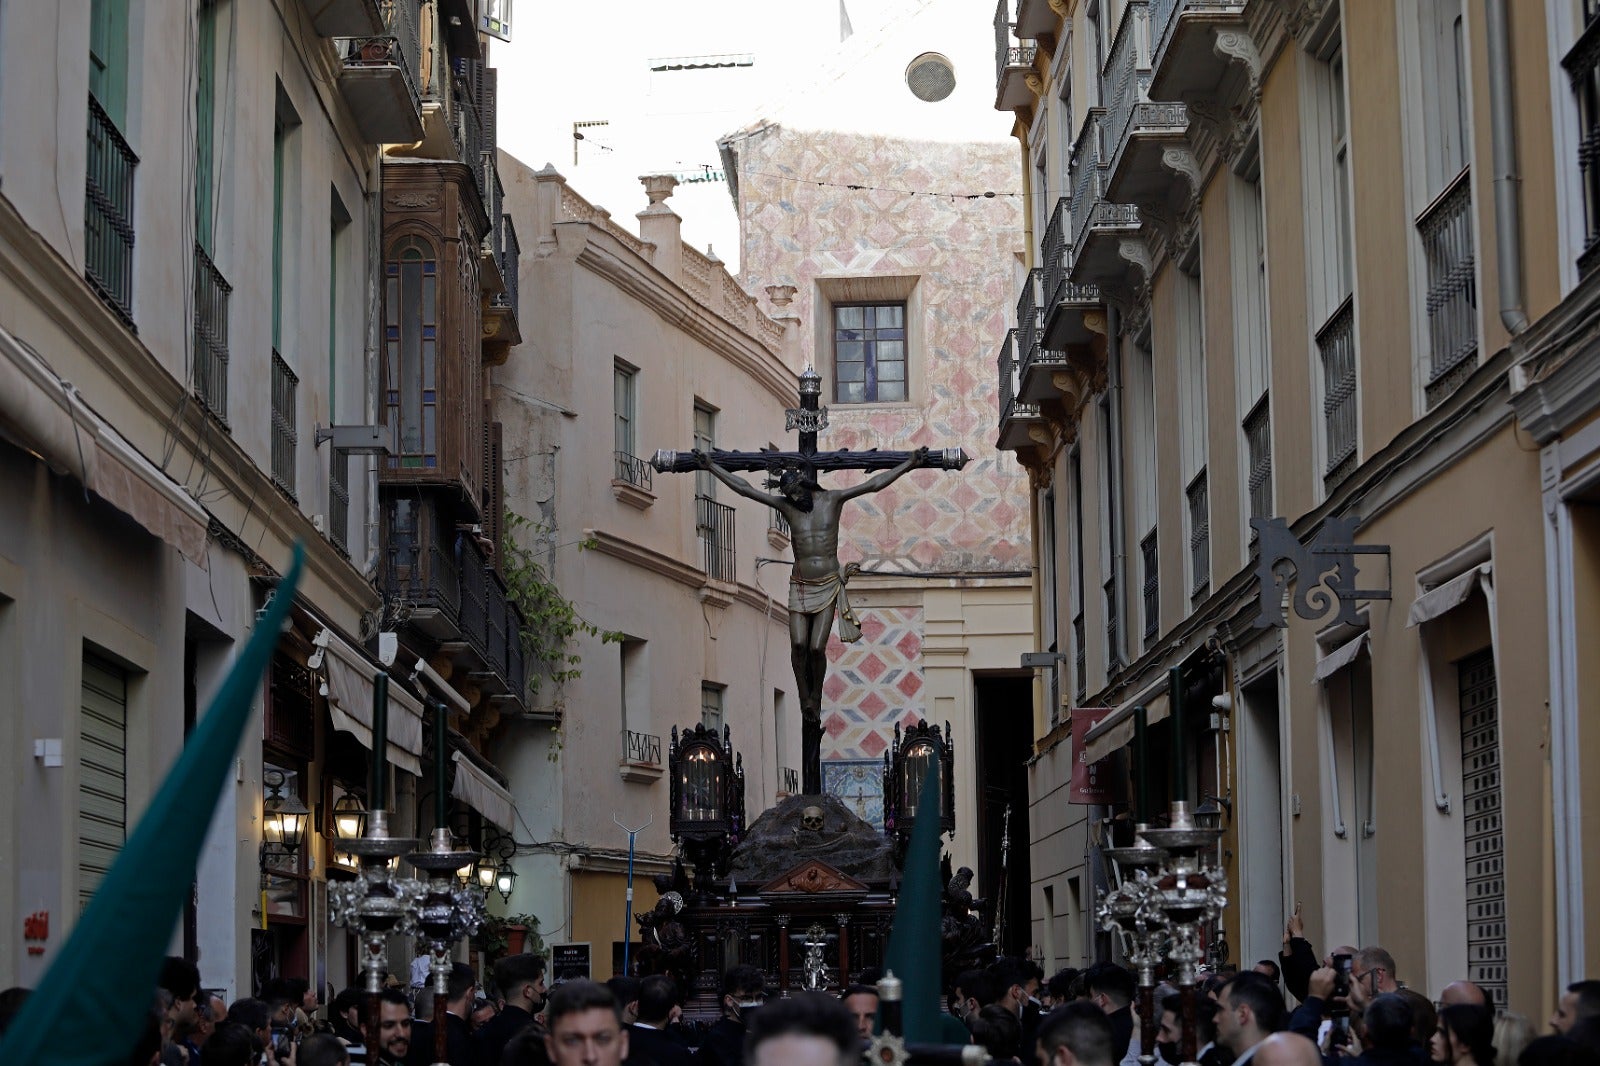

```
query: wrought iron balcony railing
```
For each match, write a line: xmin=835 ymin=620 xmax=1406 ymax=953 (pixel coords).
xmin=997 ymin=328 xmax=1042 ymax=431
xmin=1105 ymin=2 xmax=1152 ymax=154
xmin=453 ymin=75 xmax=486 ymax=204
xmin=384 ymin=535 xmax=461 ymax=617
xmin=192 ymin=242 xmax=231 ymax=423
xmin=498 ymin=214 xmax=520 ymax=314
xmin=1418 ymin=168 xmax=1478 ymax=407
xmin=86 ymin=94 xmax=138 ymax=326
xmin=328 ymin=450 xmax=351 ymax=557
xmin=1072 ymin=611 xmax=1087 ymax=705
xmin=696 ymin=494 xmax=736 ymax=583
xmin=994 ymin=0 xmax=1038 ymax=96
xmin=614 ymin=451 xmax=653 ymax=490
xmin=271 ymin=350 xmax=298 ymax=499
xmin=1043 ymin=196 xmax=1071 ymax=313
xmin=340 ymin=0 xmax=422 ymax=101
xmin=1244 ymin=396 xmax=1272 ymax=535
xmin=1318 ymin=295 xmax=1357 ymax=483
xmin=1141 ymin=529 xmax=1159 ymax=645
xmin=1187 ymin=469 xmax=1210 ymax=601
xmin=1104 ymin=576 xmax=1122 ymax=672
xmin=1016 ymin=268 xmax=1044 ymax=376
xmin=770 ymin=508 xmax=791 ymax=539
xmin=626 ymin=730 xmax=663 ymax=766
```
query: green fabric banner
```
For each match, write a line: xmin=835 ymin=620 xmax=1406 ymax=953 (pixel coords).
xmin=0 ymin=544 xmax=306 ymax=1065
xmin=884 ymin=757 xmax=943 ymax=1043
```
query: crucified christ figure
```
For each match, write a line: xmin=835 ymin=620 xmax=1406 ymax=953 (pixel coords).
xmin=691 ymin=447 xmax=928 ymax=795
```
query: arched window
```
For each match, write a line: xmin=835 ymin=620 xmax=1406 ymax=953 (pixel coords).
xmin=385 ymin=236 xmax=439 ymax=468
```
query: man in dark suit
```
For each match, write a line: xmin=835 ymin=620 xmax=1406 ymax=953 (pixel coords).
xmin=410 ymin=962 xmax=476 ymax=1065
xmin=472 ymin=954 xmax=548 ymax=1066
xmin=627 ymin=977 xmax=694 ymax=1066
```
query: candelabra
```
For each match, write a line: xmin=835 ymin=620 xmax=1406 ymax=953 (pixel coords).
xmin=328 ymin=809 xmax=425 ymax=998
xmin=1098 ymin=826 xmax=1170 ymax=1066
xmin=1141 ymin=801 xmax=1228 ymax=1066
xmin=410 ymin=828 xmax=486 ymax=1066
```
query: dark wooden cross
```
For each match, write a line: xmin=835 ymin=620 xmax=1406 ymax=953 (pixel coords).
xmin=653 ymin=367 xmax=967 ymax=481
xmin=652 ymin=367 xmax=968 ymax=796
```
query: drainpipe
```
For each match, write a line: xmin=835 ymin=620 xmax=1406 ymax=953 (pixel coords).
xmin=1106 ymin=305 xmax=1128 ymax=669
xmin=1486 ymin=0 xmax=1529 ymax=337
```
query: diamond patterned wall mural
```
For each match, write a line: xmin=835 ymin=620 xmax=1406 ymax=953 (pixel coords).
xmin=821 ymin=606 xmax=924 ymax=761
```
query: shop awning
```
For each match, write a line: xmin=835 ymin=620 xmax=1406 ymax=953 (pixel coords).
xmin=1313 ymin=631 xmax=1370 ymax=683
xmin=1408 ymin=563 xmax=1492 ymax=627
xmin=452 ymin=750 xmax=516 ymax=830
xmin=323 ymin=635 xmax=424 ymax=776
xmin=1082 ymin=688 xmax=1171 ymax=765
xmin=0 ymin=325 xmax=209 ymax=567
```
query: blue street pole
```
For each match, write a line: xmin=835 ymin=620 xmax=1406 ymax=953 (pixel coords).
xmin=614 ymin=814 xmax=652 ymax=975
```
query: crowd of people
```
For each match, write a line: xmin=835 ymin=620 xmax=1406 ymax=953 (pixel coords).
xmin=6 ymin=912 xmax=1599 ymax=1066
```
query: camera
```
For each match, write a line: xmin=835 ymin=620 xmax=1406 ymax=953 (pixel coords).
xmin=270 ymin=1022 xmax=295 ymax=1058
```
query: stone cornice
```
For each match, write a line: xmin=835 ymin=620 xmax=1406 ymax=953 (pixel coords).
xmin=0 ymin=194 xmax=380 ymax=625
xmin=559 ymin=224 xmax=799 ymax=410
xmin=1509 ymin=275 xmax=1600 ymax=444
xmin=583 ymin=527 xmax=790 ymax=621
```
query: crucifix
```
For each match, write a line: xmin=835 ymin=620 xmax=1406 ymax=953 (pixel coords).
xmin=653 ymin=367 xmax=967 ymax=797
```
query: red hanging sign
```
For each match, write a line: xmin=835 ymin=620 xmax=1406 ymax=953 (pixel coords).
xmin=1069 ymin=708 xmax=1114 ymax=804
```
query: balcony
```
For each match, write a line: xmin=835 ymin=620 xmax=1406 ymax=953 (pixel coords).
xmin=696 ymin=495 xmax=736 ymax=585
xmin=271 ymin=350 xmax=298 ymax=500
xmin=1148 ymin=0 xmax=1250 ymax=104
xmin=620 ymin=730 xmax=664 ymax=783
xmin=1013 ymin=0 xmax=1059 ymax=41
xmin=192 ymin=242 xmax=231 ymax=425
xmin=994 ymin=0 xmax=1039 ymax=111
xmin=1103 ymin=2 xmax=1189 ymax=208
xmin=612 ymin=450 xmax=655 ymax=509
xmin=381 ymin=503 xmax=527 ymax=706
xmin=1040 ymin=196 xmax=1104 ymax=352
xmin=1016 ymin=269 xmax=1069 ymax=403
xmin=996 ymin=328 xmax=1046 ymax=452
xmin=1419 ymin=169 xmax=1479 ymax=408
xmin=337 ymin=0 xmax=425 ymax=144
xmin=308 ymin=0 xmax=384 ymax=37
xmin=1068 ymin=111 xmax=1143 ymax=288
xmin=86 ymin=94 xmax=137 ymax=328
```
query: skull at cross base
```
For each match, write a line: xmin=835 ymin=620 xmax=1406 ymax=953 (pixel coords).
xmin=800 ymin=806 xmax=825 ymax=833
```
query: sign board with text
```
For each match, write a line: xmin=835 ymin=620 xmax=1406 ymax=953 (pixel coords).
xmin=1069 ymin=708 xmax=1114 ymax=804
xmin=551 ymin=942 xmax=592 ymax=982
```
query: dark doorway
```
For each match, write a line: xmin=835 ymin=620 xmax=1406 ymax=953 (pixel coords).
xmin=974 ymin=674 xmax=1033 ymax=959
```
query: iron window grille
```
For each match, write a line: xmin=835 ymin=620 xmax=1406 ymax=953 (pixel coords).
xmin=192 ymin=242 xmax=231 ymax=423
xmin=328 ymin=450 xmax=350 ymax=557
xmin=696 ymin=494 xmax=736 ymax=582
xmin=271 ymin=350 xmax=298 ymax=499
xmin=1418 ymin=168 xmax=1478 ymax=407
xmin=1141 ymin=529 xmax=1159 ymax=646
xmin=85 ymin=94 xmax=138 ymax=327
xmin=1319 ymin=295 xmax=1357 ymax=484
xmin=1104 ymin=576 xmax=1122 ymax=673
xmin=1244 ymin=396 xmax=1272 ymax=539
xmin=770 ymin=508 xmax=791 ymax=538
xmin=1073 ymin=612 xmax=1087 ymax=706
xmin=1187 ymin=469 xmax=1210 ymax=602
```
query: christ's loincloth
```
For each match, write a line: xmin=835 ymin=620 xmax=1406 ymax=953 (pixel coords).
xmin=789 ymin=563 xmax=863 ymax=641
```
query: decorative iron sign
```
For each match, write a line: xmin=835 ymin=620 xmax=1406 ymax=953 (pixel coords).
xmin=1251 ymin=516 xmax=1391 ymax=629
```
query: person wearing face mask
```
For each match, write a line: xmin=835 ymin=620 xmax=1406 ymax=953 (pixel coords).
xmin=473 ymin=954 xmax=549 ymax=1066
xmin=702 ymin=966 xmax=767 ymax=1066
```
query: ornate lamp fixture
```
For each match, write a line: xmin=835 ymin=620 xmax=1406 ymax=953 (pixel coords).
xmin=881 ymin=720 xmax=955 ymax=856
xmin=668 ymin=723 xmax=745 ymax=896
xmin=262 ymin=768 xmax=310 ymax=855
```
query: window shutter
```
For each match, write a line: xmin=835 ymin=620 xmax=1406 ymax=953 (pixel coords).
xmin=482 ymin=413 xmax=503 ymax=568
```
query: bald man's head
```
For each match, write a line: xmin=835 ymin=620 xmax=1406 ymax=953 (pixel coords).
xmin=1439 ymin=982 xmax=1487 ymax=1009
xmin=1252 ymin=1033 xmax=1323 ymax=1066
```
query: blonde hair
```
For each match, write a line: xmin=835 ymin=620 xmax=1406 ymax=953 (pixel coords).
xmin=1493 ymin=1012 xmax=1535 ymax=1066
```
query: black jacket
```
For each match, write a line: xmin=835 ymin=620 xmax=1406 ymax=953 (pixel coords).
xmin=472 ymin=1004 xmax=539 ymax=1066
xmin=1108 ymin=1006 xmax=1135 ymax=1065
xmin=701 ymin=1017 xmax=748 ymax=1066
xmin=1280 ymin=937 xmax=1319 ymax=1004
xmin=410 ymin=1011 xmax=472 ymax=1065
xmin=628 ymin=1024 xmax=697 ymax=1066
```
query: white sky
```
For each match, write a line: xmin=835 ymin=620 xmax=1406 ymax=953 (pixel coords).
xmin=492 ymin=0 xmax=1018 ymax=273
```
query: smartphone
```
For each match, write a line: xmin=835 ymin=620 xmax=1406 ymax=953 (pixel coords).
xmin=1330 ymin=954 xmax=1353 ymax=1016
